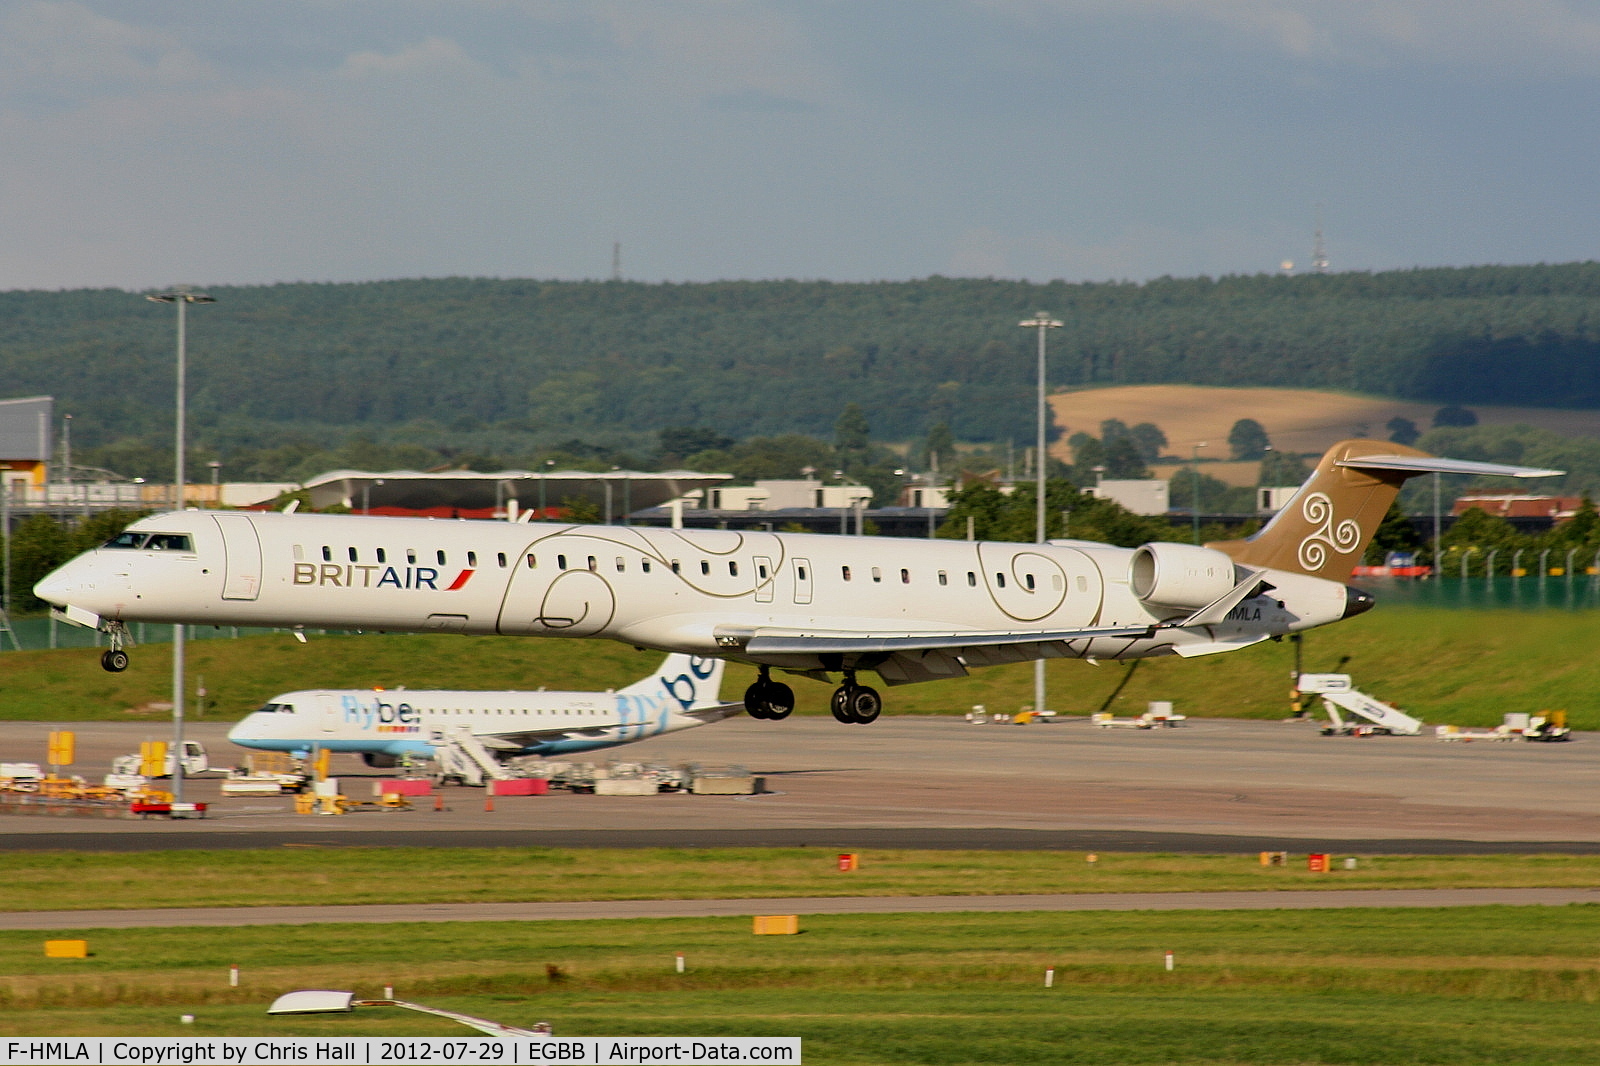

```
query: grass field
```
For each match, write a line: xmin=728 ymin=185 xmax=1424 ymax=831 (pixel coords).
xmin=1 ymin=605 xmax=1597 ymax=730
xmin=4 ymin=908 xmax=1598 ymax=1062
xmin=6 ymin=849 xmax=1600 ymax=913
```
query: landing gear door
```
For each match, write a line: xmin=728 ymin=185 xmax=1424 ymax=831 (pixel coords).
xmin=212 ymin=514 xmax=263 ymax=601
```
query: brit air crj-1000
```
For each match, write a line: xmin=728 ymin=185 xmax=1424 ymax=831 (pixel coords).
xmin=34 ymin=440 xmax=1560 ymax=724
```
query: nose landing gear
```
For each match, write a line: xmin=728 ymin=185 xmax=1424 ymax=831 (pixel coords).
xmin=99 ymin=622 xmax=130 ymax=673
xmin=743 ymin=666 xmax=795 ymax=720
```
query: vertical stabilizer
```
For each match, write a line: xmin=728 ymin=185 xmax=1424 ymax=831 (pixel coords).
xmin=618 ymin=653 xmax=726 ymax=710
xmin=1207 ymin=440 xmax=1423 ymax=582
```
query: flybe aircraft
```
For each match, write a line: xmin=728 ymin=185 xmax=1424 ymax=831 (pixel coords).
xmin=34 ymin=440 xmax=1559 ymax=724
xmin=227 ymin=653 xmax=737 ymax=766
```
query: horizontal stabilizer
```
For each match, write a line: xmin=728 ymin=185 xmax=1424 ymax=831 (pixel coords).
xmin=1336 ymin=454 xmax=1563 ymax=478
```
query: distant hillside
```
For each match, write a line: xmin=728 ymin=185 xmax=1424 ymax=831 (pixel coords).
xmin=5 ymin=264 xmax=1600 ymax=471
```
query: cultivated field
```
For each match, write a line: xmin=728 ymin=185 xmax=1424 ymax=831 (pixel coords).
xmin=1047 ymin=384 xmax=1600 ymax=459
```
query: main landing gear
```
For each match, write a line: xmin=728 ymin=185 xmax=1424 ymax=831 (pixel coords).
xmin=744 ymin=666 xmax=795 ymax=721
xmin=830 ymin=672 xmax=881 ymax=725
xmin=99 ymin=623 xmax=130 ymax=673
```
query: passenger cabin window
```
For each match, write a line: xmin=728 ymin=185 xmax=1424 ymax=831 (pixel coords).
xmin=671 ymin=560 xmax=681 ymax=573
xmin=996 ymin=573 xmax=1007 ymax=588
xmin=348 ymin=547 xmax=359 ymax=562
xmin=728 ymin=561 xmax=738 ymax=577
xmin=1053 ymin=575 xmax=1063 ymax=591
xmin=587 ymin=556 xmax=598 ymax=571
xmin=938 ymin=570 xmax=948 ymax=586
xmin=797 ymin=564 xmax=808 ymax=580
xmin=407 ymin=550 xmax=417 ymax=564
xmin=322 ymin=546 xmax=333 ymax=562
xmin=700 ymin=560 xmax=710 ymax=575
xmin=967 ymin=571 xmax=977 ymax=587
xmin=901 ymin=568 xmax=910 ymax=584
xmin=436 ymin=550 xmax=447 ymax=566
xmin=842 ymin=566 xmax=852 ymax=581
xmin=641 ymin=559 xmax=651 ymax=573
xmin=1076 ymin=576 xmax=1088 ymax=592
xmin=467 ymin=551 xmax=478 ymax=567
xmin=758 ymin=563 xmax=768 ymax=579
xmin=497 ymin=552 xmax=507 ymax=568
xmin=615 ymin=557 xmax=626 ymax=572
xmin=293 ymin=544 xmax=305 ymax=562
xmin=1025 ymin=573 xmax=1035 ymax=590
xmin=377 ymin=548 xmax=387 ymax=564
xmin=871 ymin=567 xmax=882 ymax=583
xmin=557 ymin=554 xmax=568 ymax=570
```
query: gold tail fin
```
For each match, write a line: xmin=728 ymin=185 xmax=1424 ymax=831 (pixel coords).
xmin=1207 ymin=440 xmax=1427 ymax=582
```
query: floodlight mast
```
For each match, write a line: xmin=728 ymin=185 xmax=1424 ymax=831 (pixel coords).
xmin=145 ymin=288 xmax=214 ymax=805
xmin=1020 ymin=312 xmax=1062 ymax=720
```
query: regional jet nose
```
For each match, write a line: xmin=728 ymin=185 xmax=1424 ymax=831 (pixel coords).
xmin=33 ymin=565 xmax=76 ymax=609
xmin=1342 ymin=585 xmax=1375 ymax=619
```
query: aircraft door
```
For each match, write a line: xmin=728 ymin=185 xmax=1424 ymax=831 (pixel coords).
xmin=754 ymin=556 xmax=774 ymax=603
xmin=211 ymin=513 xmax=263 ymax=601
xmin=792 ymin=557 xmax=812 ymax=604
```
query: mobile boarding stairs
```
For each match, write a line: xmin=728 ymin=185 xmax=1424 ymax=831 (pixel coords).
xmin=1296 ymin=674 xmax=1424 ymax=736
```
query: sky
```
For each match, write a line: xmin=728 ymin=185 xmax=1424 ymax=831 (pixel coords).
xmin=2 ymin=0 xmax=1599 ymax=291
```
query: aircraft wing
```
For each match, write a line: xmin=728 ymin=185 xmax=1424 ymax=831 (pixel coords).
xmin=740 ymin=623 xmax=1156 ymax=656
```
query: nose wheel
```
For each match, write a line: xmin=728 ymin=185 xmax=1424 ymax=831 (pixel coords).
xmin=99 ymin=623 xmax=130 ymax=672
xmin=743 ymin=668 xmax=795 ymax=720
xmin=830 ymin=675 xmax=882 ymax=724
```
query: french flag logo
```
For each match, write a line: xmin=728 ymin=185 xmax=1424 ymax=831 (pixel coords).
xmin=445 ymin=569 xmax=475 ymax=591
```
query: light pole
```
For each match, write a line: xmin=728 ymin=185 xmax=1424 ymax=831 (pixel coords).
xmin=208 ymin=460 xmax=221 ymax=506
xmin=1020 ymin=312 xmax=1062 ymax=718
xmin=146 ymin=288 xmax=214 ymax=806
xmin=1190 ymin=442 xmax=1208 ymax=544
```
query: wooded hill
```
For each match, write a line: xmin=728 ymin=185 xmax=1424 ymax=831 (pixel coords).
xmin=6 ymin=262 xmax=1600 ymax=479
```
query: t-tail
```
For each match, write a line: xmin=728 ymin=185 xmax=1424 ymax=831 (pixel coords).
xmin=1207 ymin=439 xmax=1562 ymax=583
xmin=617 ymin=653 xmax=726 ymax=712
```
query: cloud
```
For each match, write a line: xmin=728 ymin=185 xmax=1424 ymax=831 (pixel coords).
xmin=980 ymin=0 xmax=1600 ymax=71
xmin=338 ymin=36 xmax=482 ymax=80
xmin=0 ymin=1 xmax=214 ymax=102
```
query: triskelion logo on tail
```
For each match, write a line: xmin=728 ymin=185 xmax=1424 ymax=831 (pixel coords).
xmin=1296 ymin=492 xmax=1361 ymax=573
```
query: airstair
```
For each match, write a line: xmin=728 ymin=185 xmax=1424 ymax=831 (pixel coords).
xmin=432 ymin=727 xmax=514 ymax=786
xmin=1296 ymin=673 xmax=1423 ymax=736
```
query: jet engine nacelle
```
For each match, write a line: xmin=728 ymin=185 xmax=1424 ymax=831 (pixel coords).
xmin=1129 ymin=542 xmax=1239 ymax=611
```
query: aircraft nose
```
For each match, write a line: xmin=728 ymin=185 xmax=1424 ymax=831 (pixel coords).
xmin=33 ymin=566 xmax=76 ymax=608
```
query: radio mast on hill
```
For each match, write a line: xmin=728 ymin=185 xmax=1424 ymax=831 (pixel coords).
xmin=612 ymin=241 xmax=622 ymax=281
xmin=1312 ymin=205 xmax=1329 ymax=274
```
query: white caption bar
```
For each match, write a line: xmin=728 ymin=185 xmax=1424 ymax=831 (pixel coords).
xmin=0 ymin=1038 xmax=801 ymax=1065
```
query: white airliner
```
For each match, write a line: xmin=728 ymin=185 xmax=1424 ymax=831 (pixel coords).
xmin=227 ymin=653 xmax=738 ymax=766
xmin=34 ymin=440 xmax=1559 ymax=723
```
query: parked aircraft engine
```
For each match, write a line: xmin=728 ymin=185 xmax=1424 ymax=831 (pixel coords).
xmin=1129 ymin=542 xmax=1238 ymax=611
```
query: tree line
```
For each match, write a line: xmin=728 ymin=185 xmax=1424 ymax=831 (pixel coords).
xmin=4 ymin=263 xmax=1600 ymax=485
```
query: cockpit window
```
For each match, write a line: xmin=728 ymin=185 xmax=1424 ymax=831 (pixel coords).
xmin=103 ymin=532 xmax=193 ymax=552
xmin=255 ymin=702 xmax=294 ymax=714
